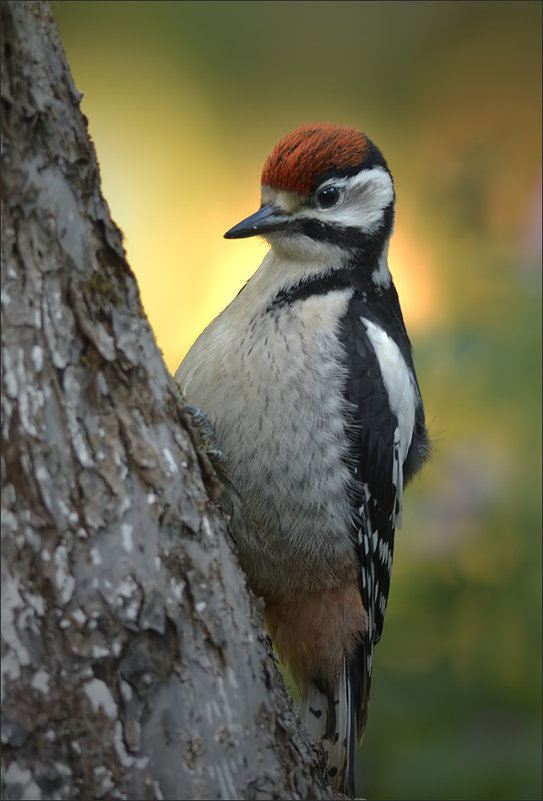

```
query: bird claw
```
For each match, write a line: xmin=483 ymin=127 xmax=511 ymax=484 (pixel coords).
xmin=184 ymin=405 xmax=225 ymax=463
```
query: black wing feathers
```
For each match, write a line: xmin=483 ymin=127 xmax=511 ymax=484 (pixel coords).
xmin=339 ymin=297 xmax=397 ymax=615
xmin=339 ymin=285 xmax=407 ymax=737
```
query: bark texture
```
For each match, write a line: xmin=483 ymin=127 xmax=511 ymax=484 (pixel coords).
xmin=0 ymin=3 xmax=340 ymax=799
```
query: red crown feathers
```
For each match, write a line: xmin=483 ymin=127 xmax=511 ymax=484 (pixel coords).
xmin=261 ymin=124 xmax=369 ymax=196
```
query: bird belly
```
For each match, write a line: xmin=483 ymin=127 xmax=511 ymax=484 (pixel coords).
xmin=180 ymin=288 xmax=357 ymax=601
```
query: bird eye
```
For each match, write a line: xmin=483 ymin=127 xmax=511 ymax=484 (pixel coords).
xmin=314 ymin=185 xmax=341 ymax=209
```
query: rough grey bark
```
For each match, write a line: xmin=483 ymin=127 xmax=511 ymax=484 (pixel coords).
xmin=0 ymin=3 xmax=342 ymax=799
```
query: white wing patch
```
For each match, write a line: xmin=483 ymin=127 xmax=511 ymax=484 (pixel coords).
xmin=361 ymin=317 xmax=417 ymax=525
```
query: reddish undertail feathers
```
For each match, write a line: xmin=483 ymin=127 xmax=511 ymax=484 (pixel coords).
xmin=261 ymin=123 xmax=370 ymax=196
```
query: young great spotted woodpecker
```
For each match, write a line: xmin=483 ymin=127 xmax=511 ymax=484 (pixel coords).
xmin=176 ymin=123 xmax=429 ymax=795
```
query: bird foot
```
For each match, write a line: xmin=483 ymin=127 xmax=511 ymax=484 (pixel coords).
xmin=184 ymin=405 xmax=225 ymax=464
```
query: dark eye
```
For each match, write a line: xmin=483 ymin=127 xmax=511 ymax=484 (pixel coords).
xmin=314 ymin=185 xmax=341 ymax=209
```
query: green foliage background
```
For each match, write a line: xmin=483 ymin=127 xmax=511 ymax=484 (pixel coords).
xmin=54 ymin=2 xmax=542 ymax=799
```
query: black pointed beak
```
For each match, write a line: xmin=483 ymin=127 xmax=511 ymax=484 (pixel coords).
xmin=224 ymin=204 xmax=291 ymax=239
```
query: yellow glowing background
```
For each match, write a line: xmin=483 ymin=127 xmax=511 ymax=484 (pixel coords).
xmin=54 ymin=2 xmax=541 ymax=799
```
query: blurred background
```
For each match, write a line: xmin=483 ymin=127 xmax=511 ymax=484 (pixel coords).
xmin=53 ymin=2 xmax=541 ymax=799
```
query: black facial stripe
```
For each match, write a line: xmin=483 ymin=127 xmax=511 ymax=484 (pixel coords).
xmin=290 ymin=200 xmax=394 ymax=252
xmin=297 ymin=219 xmax=372 ymax=249
xmin=380 ymin=201 xmax=395 ymax=237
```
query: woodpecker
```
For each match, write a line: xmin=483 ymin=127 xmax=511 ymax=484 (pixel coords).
xmin=176 ymin=123 xmax=429 ymax=795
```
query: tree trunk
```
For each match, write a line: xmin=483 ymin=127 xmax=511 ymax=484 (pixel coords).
xmin=0 ymin=3 xmax=340 ymax=799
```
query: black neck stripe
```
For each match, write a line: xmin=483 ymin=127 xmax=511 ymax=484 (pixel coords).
xmin=266 ymin=270 xmax=354 ymax=311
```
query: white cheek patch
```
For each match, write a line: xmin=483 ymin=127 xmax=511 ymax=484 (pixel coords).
xmin=347 ymin=167 xmax=394 ymax=230
xmin=301 ymin=166 xmax=395 ymax=234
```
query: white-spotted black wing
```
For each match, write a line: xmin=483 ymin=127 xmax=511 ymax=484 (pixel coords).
xmin=339 ymin=288 xmax=420 ymax=736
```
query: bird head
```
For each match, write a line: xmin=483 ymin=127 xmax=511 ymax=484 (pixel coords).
xmin=224 ymin=123 xmax=395 ymax=268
